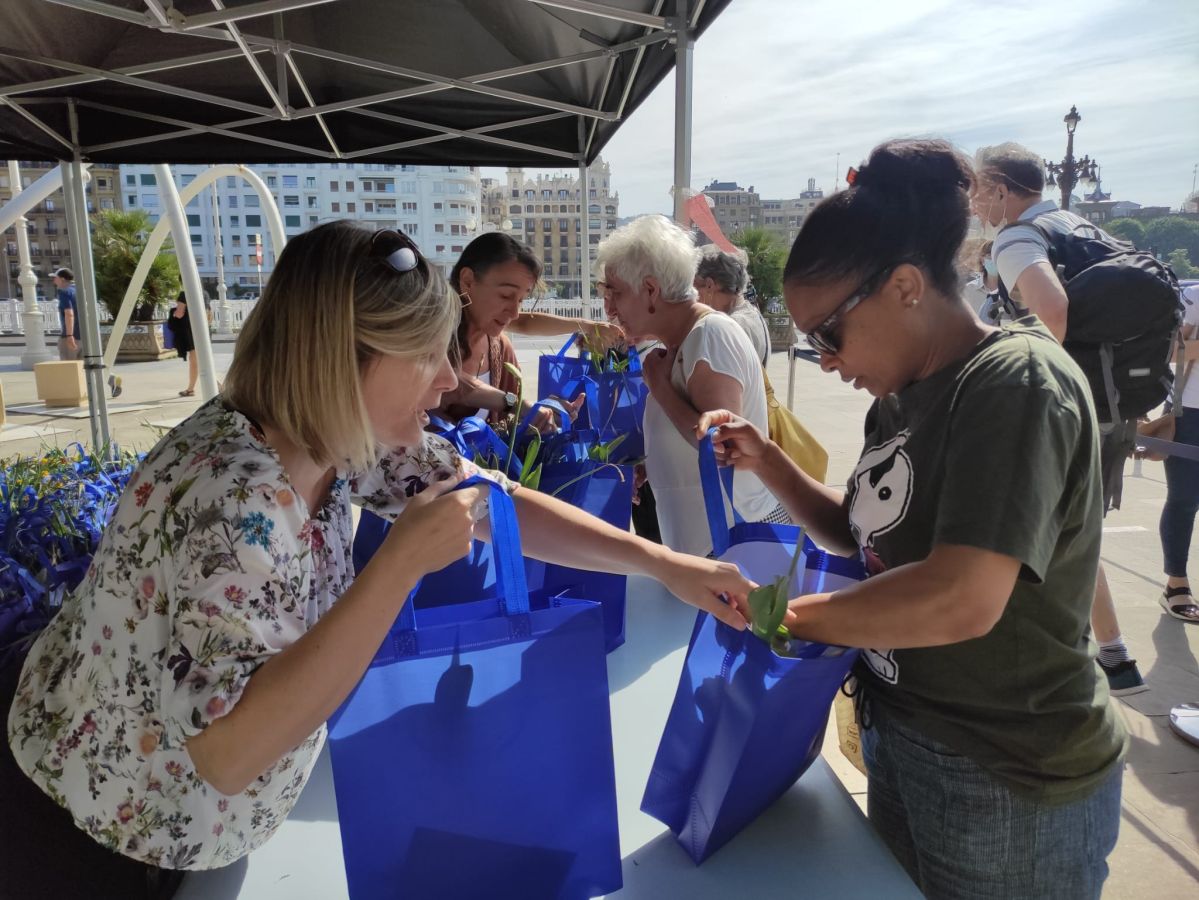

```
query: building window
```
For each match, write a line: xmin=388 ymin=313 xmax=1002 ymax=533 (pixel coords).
xmin=330 ymin=181 xmax=339 ymax=191
xmin=307 ymin=196 xmax=319 ymax=208
xmin=558 ymin=218 xmax=569 ymax=229
xmin=141 ymin=194 xmax=158 ymax=207
xmin=125 ymin=174 xmax=136 ymax=186
xmin=433 ymin=202 xmax=443 ymax=211
xmin=345 ymin=181 xmax=354 ymax=191
xmin=451 ymin=245 xmax=463 ymax=253
xmin=266 ymin=175 xmax=277 ymax=188
xmin=282 ymin=175 xmax=298 ymax=188
xmin=285 ymin=215 xmax=301 ymax=228
xmin=434 ymin=224 xmax=444 ymax=233
xmin=436 ymin=245 xmax=446 ymax=253
xmin=226 ymin=176 xmax=237 ymax=188
xmin=362 ymin=181 xmax=373 ymax=192
xmin=127 ymin=194 xmax=136 ymax=206
xmin=229 ymin=215 xmax=240 ymax=227
xmin=100 ymin=198 xmax=114 ymax=209
xmin=190 ymin=233 xmax=203 ymax=245
xmin=232 ymin=255 xmax=242 ymax=266
xmin=305 ymin=176 xmax=317 ymax=188
xmin=543 ymin=235 xmax=552 ymax=247
xmin=244 ymin=195 xmax=260 ymax=208
xmin=226 ymin=196 xmax=238 ymax=208
xmin=560 ymin=235 xmax=568 ymax=247
xmin=231 ymin=235 xmax=241 ymax=247
xmin=450 ymin=224 xmax=460 ymax=235
xmin=346 ymin=202 xmax=355 ymax=213
xmin=402 ymin=202 xmax=417 ymax=212
xmin=245 ymin=214 xmax=262 ymax=227
xmin=140 ymin=173 xmax=156 ymax=186
xmin=364 ymin=202 xmax=374 ymax=213
xmin=283 ymin=195 xmax=299 ymax=207
xmin=187 ymin=214 xmax=201 ymax=227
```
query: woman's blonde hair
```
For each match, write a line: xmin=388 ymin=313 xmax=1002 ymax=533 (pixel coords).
xmin=223 ymin=220 xmax=458 ymax=471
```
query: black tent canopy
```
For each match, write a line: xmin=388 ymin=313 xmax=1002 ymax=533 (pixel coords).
xmin=0 ymin=0 xmax=729 ymax=450
xmin=0 ymin=0 xmax=728 ymax=167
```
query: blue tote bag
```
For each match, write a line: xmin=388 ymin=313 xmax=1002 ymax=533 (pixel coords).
xmin=528 ymin=454 xmax=635 ymax=652
xmin=641 ymin=434 xmax=865 ymax=864
xmin=329 ymin=478 xmax=621 ymax=900
xmin=581 ymin=349 xmax=647 ymax=463
xmin=538 ymin=335 xmax=592 ymax=404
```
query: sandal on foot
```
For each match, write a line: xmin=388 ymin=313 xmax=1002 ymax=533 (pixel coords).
xmin=179 ymin=389 xmax=195 ymax=397
xmin=1161 ymin=586 xmax=1199 ymax=623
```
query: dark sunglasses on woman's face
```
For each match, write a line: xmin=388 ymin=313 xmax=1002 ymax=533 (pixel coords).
xmin=370 ymin=228 xmax=425 ymax=275
xmin=803 ymin=264 xmax=900 ymax=356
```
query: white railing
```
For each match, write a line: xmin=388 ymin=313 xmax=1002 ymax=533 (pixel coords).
xmin=0 ymin=299 xmax=58 ymax=335
xmin=523 ymin=297 xmax=605 ymax=320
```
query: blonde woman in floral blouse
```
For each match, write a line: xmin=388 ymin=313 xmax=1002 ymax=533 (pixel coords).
xmin=1 ymin=221 xmax=754 ymax=900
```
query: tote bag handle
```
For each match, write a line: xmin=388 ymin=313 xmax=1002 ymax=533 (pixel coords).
xmin=396 ymin=476 xmax=529 ymax=635
xmin=698 ymin=429 xmax=746 ymax=556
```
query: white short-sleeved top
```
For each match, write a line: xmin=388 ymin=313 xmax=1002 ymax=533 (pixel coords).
xmin=726 ymin=301 xmax=770 ymax=367
xmin=991 ymin=199 xmax=1060 ymax=297
xmin=6 ymin=398 xmax=508 ymax=870
xmin=643 ymin=313 xmax=779 ymax=557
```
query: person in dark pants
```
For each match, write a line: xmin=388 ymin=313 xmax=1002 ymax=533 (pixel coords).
xmin=166 ymin=292 xmax=198 ymax=397
xmin=1159 ymin=283 xmax=1199 ymax=623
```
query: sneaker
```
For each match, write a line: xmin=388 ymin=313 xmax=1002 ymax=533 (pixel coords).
xmin=1100 ymin=659 xmax=1148 ymax=697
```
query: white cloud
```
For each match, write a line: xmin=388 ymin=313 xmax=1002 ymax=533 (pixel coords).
xmin=490 ymin=0 xmax=1199 ymax=216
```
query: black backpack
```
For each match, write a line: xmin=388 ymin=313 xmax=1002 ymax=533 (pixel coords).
xmin=997 ymin=212 xmax=1182 ymax=423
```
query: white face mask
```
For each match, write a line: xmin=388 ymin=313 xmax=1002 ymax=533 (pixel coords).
xmin=978 ymin=191 xmax=1009 ymax=241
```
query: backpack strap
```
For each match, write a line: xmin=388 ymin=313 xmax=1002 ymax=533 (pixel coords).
xmin=1098 ymin=342 xmax=1123 ymax=426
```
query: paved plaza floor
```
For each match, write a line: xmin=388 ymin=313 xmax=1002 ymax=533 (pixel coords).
xmin=2 ymin=333 xmax=1197 ymax=897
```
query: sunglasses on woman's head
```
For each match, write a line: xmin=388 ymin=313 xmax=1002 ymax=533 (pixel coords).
xmin=370 ymin=228 xmax=424 ymax=275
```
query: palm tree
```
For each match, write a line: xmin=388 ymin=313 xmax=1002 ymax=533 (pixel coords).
xmin=90 ymin=209 xmax=181 ymax=322
xmin=731 ymin=227 xmax=786 ymax=311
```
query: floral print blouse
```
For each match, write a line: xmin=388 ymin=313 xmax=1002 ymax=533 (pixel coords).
xmin=6 ymin=398 xmax=509 ymax=870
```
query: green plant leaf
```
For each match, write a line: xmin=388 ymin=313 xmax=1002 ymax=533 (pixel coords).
xmin=747 ymin=530 xmax=805 ymax=645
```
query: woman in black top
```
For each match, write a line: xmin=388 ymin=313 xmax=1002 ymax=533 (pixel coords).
xmin=167 ymin=291 xmax=197 ymax=397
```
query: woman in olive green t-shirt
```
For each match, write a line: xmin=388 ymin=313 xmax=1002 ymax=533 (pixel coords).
xmin=700 ymin=138 xmax=1125 ymax=900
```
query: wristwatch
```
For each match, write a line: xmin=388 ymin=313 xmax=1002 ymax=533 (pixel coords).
xmin=503 ymin=391 xmax=519 ymax=413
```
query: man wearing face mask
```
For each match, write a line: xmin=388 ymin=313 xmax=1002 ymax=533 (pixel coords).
xmin=972 ymin=142 xmax=1147 ymax=698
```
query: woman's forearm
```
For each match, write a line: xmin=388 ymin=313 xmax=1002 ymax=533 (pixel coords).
xmin=513 ymin=487 xmax=672 ymax=580
xmin=650 ymin=379 xmax=703 ymax=446
xmin=186 ymin=560 xmax=417 ymax=796
xmin=509 ymin=313 xmax=605 ymax=338
xmin=757 ymin=442 xmax=855 ymax=554
xmin=786 ymin=544 xmax=1019 ymax=648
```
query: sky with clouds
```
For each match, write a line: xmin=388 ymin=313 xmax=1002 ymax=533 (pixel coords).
xmin=487 ymin=0 xmax=1198 ymax=216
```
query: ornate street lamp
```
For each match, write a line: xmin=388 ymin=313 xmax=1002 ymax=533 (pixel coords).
xmin=1044 ymin=105 xmax=1099 ymax=212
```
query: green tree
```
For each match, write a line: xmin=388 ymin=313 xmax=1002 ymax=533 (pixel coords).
xmin=731 ymin=227 xmax=786 ymax=309
xmin=90 ymin=209 xmax=180 ymax=322
xmin=1105 ymin=218 xmax=1145 ymax=247
xmin=1167 ymin=249 xmax=1198 ymax=279
xmin=1144 ymin=216 xmax=1199 ymax=262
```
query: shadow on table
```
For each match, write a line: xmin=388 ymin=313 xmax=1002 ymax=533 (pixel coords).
xmin=605 ymin=576 xmax=695 ymax=694
xmin=612 ymin=758 xmax=920 ymax=900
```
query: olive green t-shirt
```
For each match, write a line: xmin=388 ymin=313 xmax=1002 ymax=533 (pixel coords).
xmin=848 ymin=319 xmax=1127 ymax=804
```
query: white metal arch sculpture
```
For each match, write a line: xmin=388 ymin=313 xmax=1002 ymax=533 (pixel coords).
xmin=103 ymin=164 xmax=286 ymax=373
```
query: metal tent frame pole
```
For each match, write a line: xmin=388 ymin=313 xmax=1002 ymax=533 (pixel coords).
xmin=155 ymin=163 xmax=219 ymax=400
xmin=671 ymin=0 xmax=693 ymax=224
xmin=578 ymin=118 xmax=591 ymax=306
xmin=58 ymin=154 xmax=111 ymax=450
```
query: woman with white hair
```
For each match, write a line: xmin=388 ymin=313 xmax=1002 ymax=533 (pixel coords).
xmin=694 ymin=245 xmax=770 ymax=366
xmin=597 ymin=215 xmax=786 ymax=557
